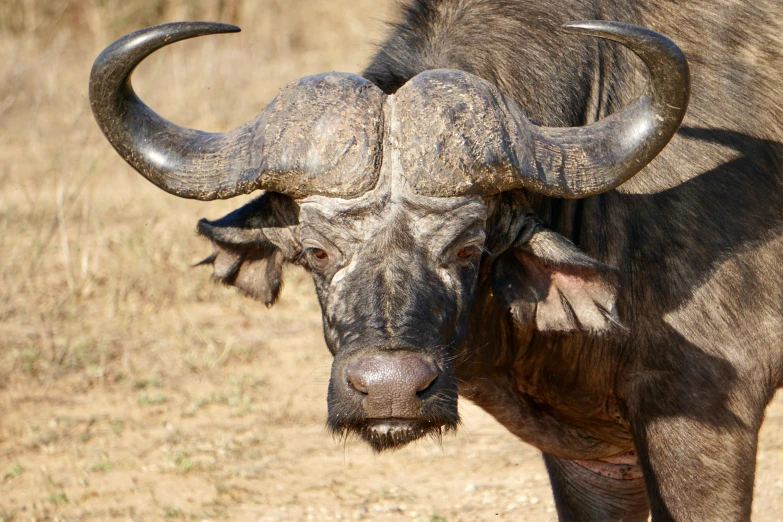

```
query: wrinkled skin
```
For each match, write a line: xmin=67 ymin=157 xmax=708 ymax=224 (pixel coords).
xmin=304 ymin=187 xmax=483 ymax=450
xmin=201 ymin=179 xmax=623 ymax=452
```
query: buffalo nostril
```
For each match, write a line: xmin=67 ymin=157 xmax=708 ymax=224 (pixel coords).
xmin=416 ymin=373 xmax=438 ymax=397
xmin=347 ymin=372 xmax=369 ymax=395
xmin=408 ymin=356 xmax=439 ymax=398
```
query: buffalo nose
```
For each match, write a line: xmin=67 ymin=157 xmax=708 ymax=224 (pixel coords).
xmin=345 ymin=353 xmax=439 ymax=418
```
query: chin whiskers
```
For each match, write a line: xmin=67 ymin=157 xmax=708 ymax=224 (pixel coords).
xmin=330 ymin=419 xmax=456 ymax=453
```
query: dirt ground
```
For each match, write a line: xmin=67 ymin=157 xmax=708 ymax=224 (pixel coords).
xmin=1 ymin=1 xmax=782 ymax=521
xmin=2 ymin=299 xmax=783 ymax=522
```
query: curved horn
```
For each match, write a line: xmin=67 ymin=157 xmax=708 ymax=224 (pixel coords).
xmin=89 ymin=22 xmax=258 ymax=200
xmin=90 ymin=22 xmax=385 ymax=200
xmin=520 ymin=20 xmax=691 ymax=198
xmin=398 ymin=21 xmax=690 ymax=199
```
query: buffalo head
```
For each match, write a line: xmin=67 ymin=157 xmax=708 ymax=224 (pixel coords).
xmin=90 ymin=21 xmax=689 ymax=451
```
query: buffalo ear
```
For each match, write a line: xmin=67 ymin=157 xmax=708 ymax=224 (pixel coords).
xmin=492 ymin=222 xmax=621 ymax=333
xmin=196 ymin=238 xmax=285 ymax=306
xmin=195 ymin=193 xmax=300 ymax=307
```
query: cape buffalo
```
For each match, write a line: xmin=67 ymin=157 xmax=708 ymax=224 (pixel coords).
xmin=89 ymin=1 xmax=783 ymax=520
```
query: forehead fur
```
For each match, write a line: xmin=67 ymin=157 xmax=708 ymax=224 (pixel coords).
xmin=299 ymin=178 xmax=488 ymax=244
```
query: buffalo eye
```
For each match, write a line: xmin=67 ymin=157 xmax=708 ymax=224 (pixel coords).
xmin=456 ymin=245 xmax=480 ymax=259
xmin=306 ymin=247 xmax=330 ymax=270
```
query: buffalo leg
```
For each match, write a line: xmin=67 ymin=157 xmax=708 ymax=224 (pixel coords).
xmin=627 ymin=371 xmax=767 ymax=521
xmin=543 ymin=452 xmax=649 ymax=521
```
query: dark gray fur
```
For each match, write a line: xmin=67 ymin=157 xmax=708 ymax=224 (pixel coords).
xmin=198 ymin=0 xmax=783 ymax=520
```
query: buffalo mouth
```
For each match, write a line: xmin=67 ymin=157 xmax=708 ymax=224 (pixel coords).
xmin=327 ymin=350 xmax=460 ymax=452
xmin=334 ymin=418 xmax=458 ymax=453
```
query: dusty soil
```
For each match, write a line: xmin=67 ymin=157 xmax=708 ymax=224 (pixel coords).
xmin=1 ymin=1 xmax=782 ymax=520
xmin=1 ymin=292 xmax=783 ymax=521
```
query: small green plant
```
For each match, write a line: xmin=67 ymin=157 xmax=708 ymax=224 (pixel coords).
xmin=3 ymin=463 xmax=22 ymax=480
xmin=174 ymin=454 xmax=193 ymax=473
xmin=209 ymin=392 xmax=229 ymax=405
xmin=0 ymin=508 xmax=17 ymax=522
xmin=48 ymin=492 xmax=68 ymax=504
xmin=430 ymin=514 xmax=446 ymax=522
xmin=18 ymin=346 xmax=41 ymax=373
xmin=91 ymin=462 xmax=111 ymax=472
xmin=111 ymin=420 xmax=124 ymax=435
xmin=133 ymin=377 xmax=162 ymax=389
xmin=138 ymin=392 xmax=166 ymax=406
xmin=163 ymin=506 xmax=181 ymax=518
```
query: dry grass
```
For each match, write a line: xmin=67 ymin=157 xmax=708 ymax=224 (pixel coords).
xmin=1 ymin=2 xmax=783 ymax=521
